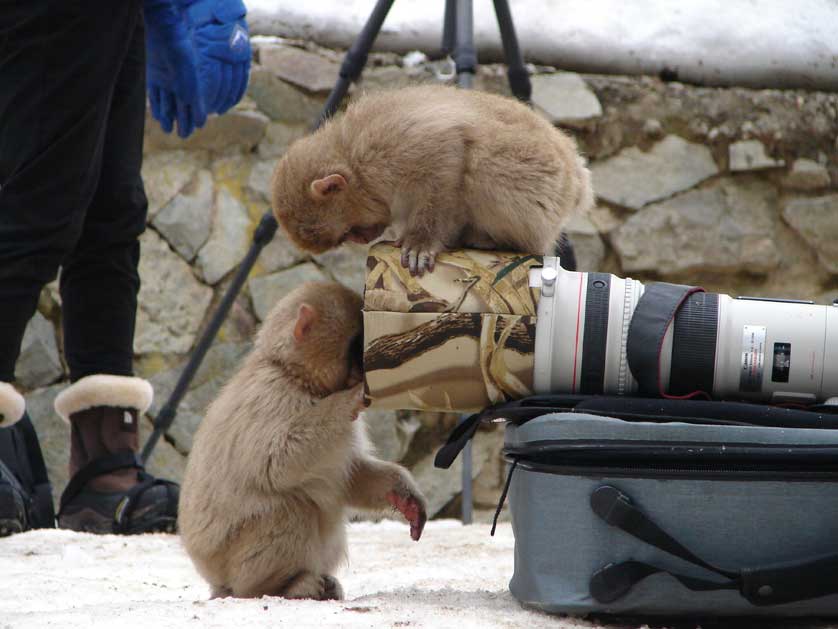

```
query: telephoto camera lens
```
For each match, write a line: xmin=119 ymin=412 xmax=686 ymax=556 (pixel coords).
xmin=532 ymin=257 xmax=838 ymax=405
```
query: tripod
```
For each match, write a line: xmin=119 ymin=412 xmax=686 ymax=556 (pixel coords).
xmin=141 ymin=0 xmax=533 ymax=461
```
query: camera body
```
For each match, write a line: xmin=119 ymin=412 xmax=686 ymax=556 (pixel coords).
xmin=362 ymin=243 xmax=838 ymax=412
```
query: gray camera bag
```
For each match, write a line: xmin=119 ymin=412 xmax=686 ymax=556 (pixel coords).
xmin=501 ymin=411 xmax=838 ymax=616
xmin=435 ymin=395 xmax=838 ymax=617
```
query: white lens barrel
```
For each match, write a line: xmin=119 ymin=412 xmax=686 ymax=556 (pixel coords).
xmin=714 ymin=296 xmax=838 ymax=403
xmin=532 ymin=259 xmax=838 ymax=403
xmin=532 ymin=258 xmax=645 ymax=396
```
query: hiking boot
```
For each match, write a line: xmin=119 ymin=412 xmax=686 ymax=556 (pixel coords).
xmin=0 ymin=459 xmax=28 ymax=536
xmin=0 ymin=384 xmax=55 ymax=536
xmin=54 ymin=375 xmax=178 ymax=534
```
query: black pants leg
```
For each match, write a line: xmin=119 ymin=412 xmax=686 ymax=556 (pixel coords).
xmin=59 ymin=15 xmax=148 ymax=382
xmin=0 ymin=0 xmax=147 ymax=383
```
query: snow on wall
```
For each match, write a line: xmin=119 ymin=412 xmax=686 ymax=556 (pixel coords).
xmin=246 ymin=0 xmax=838 ymax=91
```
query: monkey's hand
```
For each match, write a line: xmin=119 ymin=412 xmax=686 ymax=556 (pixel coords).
xmin=386 ymin=487 xmax=427 ymax=541
xmin=397 ymin=235 xmax=442 ymax=277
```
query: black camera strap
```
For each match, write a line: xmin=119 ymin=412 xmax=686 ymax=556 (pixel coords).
xmin=626 ymin=282 xmax=709 ymax=399
xmin=589 ymin=485 xmax=838 ymax=606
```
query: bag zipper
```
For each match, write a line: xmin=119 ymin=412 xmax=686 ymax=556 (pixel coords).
xmin=504 ymin=439 xmax=838 ymax=481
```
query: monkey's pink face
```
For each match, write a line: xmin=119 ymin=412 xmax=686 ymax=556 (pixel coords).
xmin=341 ymin=223 xmax=387 ymax=246
xmin=279 ymin=208 xmax=388 ymax=254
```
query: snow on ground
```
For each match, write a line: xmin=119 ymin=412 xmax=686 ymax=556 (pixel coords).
xmin=1 ymin=520 xmax=597 ymax=629
xmin=246 ymin=0 xmax=838 ymax=90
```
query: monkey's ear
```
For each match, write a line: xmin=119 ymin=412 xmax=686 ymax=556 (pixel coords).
xmin=310 ymin=174 xmax=347 ymax=200
xmin=293 ymin=303 xmax=319 ymax=342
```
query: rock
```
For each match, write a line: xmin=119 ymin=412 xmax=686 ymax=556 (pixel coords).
xmin=782 ymin=158 xmax=831 ymax=190
xmin=15 ymin=313 xmax=63 ymax=389
xmin=591 ymin=135 xmax=719 ymax=210
xmin=471 ymin=433 xmax=507 ymax=509
xmin=643 ymin=118 xmax=664 ymax=138
xmin=587 ymin=205 xmax=623 ymax=234
xmin=249 ymin=262 xmax=329 ymax=321
xmin=314 ymin=243 xmax=369 ymax=294
xmin=148 ymin=342 xmax=252 ymax=453
xmin=247 ymin=67 xmax=325 ymax=124
xmin=257 ymin=122 xmax=308 ymax=159
xmin=24 ymin=384 xmax=69 ymax=506
xmin=564 ymin=214 xmax=606 ymax=272
xmin=141 ymin=150 xmax=207 ymax=219
xmin=729 ymin=139 xmax=785 ymax=171
xmin=38 ymin=281 xmax=62 ymax=319
xmin=151 ymin=170 xmax=214 ymax=261
xmin=355 ymin=65 xmax=427 ymax=92
xmin=258 ymin=44 xmax=339 ymax=93
xmin=408 ymin=429 xmax=496 ymax=518
xmin=531 ymin=72 xmax=603 ymax=125
xmin=196 ymin=188 xmax=252 ymax=285
xmin=613 ymin=178 xmax=779 ymax=275
xmin=140 ymin=414 xmax=188 ymax=487
xmin=782 ymin=194 xmax=838 ymax=273
xmin=362 ymin=409 xmax=420 ymax=463
xmin=135 ymin=230 xmax=213 ymax=355
xmin=246 ymin=159 xmax=275 ymax=202
xmin=257 ymin=228 xmax=310 ymax=274
xmin=144 ymin=110 xmax=268 ymax=153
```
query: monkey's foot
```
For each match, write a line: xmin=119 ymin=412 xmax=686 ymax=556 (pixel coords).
xmin=282 ymin=572 xmax=344 ymax=601
xmin=210 ymin=585 xmax=233 ymax=599
xmin=322 ymin=575 xmax=344 ymax=600
xmin=399 ymin=242 xmax=438 ymax=277
xmin=386 ymin=490 xmax=427 ymax=541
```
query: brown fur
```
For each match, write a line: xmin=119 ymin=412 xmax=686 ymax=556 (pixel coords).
xmin=271 ymin=84 xmax=593 ymax=275
xmin=179 ymin=281 xmax=427 ymax=600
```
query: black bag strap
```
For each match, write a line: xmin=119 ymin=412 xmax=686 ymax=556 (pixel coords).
xmin=626 ymin=282 xmax=706 ymax=398
xmin=590 ymin=561 xmax=738 ymax=604
xmin=591 ymin=486 xmax=736 ymax=578
xmin=434 ymin=394 xmax=838 ymax=469
xmin=434 ymin=413 xmax=481 ymax=469
xmin=59 ymin=451 xmax=143 ymax=514
xmin=590 ymin=484 xmax=838 ymax=606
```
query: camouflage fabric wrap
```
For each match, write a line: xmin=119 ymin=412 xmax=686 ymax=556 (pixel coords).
xmin=363 ymin=243 xmax=542 ymax=412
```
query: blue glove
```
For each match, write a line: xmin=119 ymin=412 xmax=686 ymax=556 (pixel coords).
xmin=178 ymin=0 xmax=251 ymax=115
xmin=144 ymin=0 xmax=207 ymax=138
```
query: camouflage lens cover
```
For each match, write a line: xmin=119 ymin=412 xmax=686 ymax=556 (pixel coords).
xmin=363 ymin=243 xmax=542 ymax=412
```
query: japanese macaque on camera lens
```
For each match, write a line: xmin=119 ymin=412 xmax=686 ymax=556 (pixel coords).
xmin=271 ymin=84 xmax=593 ymax=276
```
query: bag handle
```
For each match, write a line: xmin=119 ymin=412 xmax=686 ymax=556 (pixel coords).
xmin=590 ymin=485 xmax=838 ymax=606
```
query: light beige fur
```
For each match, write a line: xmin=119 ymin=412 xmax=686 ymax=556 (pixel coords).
xmin=0 ymin=382 xmax=25 ymax=427
xmin=53 ymin=375 xmax=153 ymax=423
xmin=271 ymin=84 xmax=593 ymax=275
xmin=179 ymin=281 xmax=427 ymax=600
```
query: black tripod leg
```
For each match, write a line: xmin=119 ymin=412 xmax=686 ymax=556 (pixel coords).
xmin=454 ymin=0 xmax=477 ymax=89
xmin=492 ymin=0 xmax=531 ymax=102
xmin=140 ymin=213 xmax=278 ymax=463
xmin=315 ymin=0 xmax=397 ymax=129
xmin=442 ymin=0 xmax=456 ymax=55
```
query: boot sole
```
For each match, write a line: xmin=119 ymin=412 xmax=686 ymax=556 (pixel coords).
xmin=58 ymin=513 xmax=177 ymax=535
xmin=0 ymin=518 xmax=24 ymax=537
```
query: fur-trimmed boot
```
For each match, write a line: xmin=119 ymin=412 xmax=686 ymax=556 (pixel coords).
xmin=54 ymin=375 xmax=178 ymax=534
xmin=0 ymin=383 xmax=55 ymax=535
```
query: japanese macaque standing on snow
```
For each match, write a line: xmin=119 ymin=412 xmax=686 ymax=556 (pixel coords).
xmin=271 ymin=84 xmax=593 ymax=276
xmin=179 ymin=281 xmax=427 ymax=600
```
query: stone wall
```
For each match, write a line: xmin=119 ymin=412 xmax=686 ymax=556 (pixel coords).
xmin=18 ymin=38 xmax=838 ymax=519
